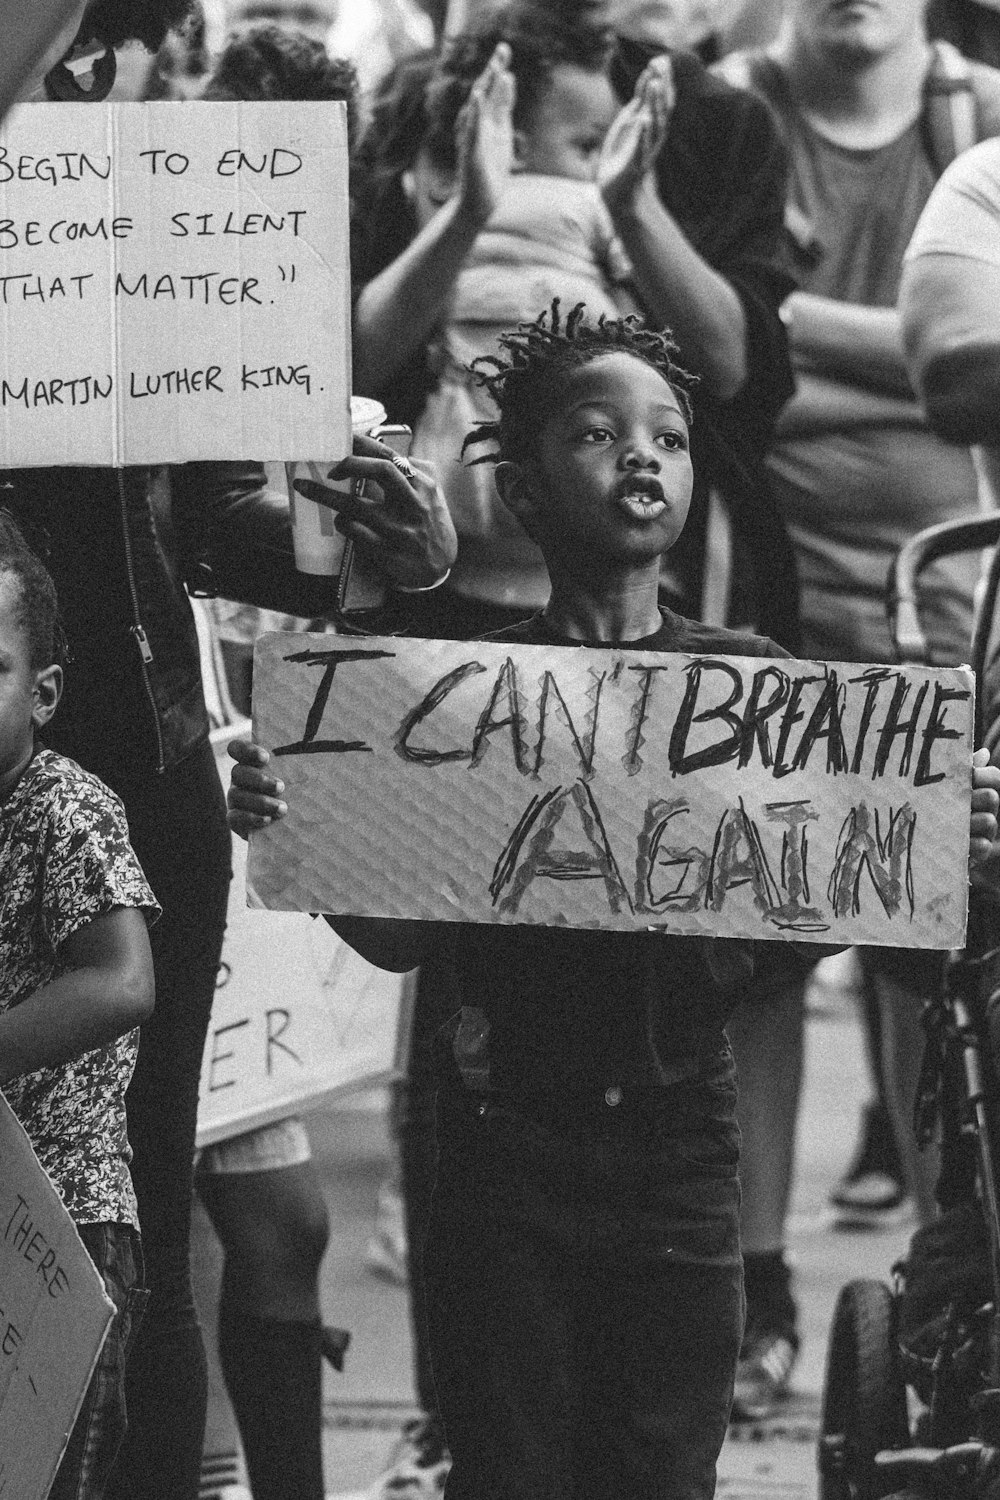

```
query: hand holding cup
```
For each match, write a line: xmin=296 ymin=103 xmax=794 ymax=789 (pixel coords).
xmin=293 ymin=434 xmax=457 ymax=592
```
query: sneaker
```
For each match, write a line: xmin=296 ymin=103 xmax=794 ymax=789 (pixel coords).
xmin=199 ymin=1452 xmax=249 ymax=1500
xmin=830 ymin=1171 xmax=913 ymax=1230
xmin=731 ymin=1319 xmax=799 ymax=1422
xmin=365 ymin=1179 xmax=409 ymax=1286
xmin=366 ymin=1415 xmax=451 ymax=1498
xmin=830 ymin=1102 xmax=912 ymax=1230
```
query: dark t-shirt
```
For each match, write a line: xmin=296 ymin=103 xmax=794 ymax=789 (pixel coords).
xmin=732 ymin=53 xmax=991 ymax=665
xmin=435 ymin=609 xmax=792 ymax=1101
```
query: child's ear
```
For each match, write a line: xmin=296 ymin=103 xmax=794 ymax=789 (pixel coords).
xmin=495 ymin=460 xmax=541 ymax=540
xmin=32 ymin=664 xmax=62 ymax=729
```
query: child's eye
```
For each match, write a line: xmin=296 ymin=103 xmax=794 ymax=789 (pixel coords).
xmin=581 ymin=426 xmax=615 ymax=443
xmin=657 ymin=431 xmax=688 ymax=451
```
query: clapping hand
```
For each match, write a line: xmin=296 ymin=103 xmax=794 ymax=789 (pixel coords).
xmin=598 ymin=54 xmax=674 ymax=219
xmin=455 ymin=41 xmax=516 ymax=227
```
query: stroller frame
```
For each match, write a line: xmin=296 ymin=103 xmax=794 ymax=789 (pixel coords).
xmin=818 ymin=513 xmax=1000 ymax=1500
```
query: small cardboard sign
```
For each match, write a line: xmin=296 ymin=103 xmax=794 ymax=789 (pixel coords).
xmin=247 ymin=633 xmax=975 ymax=949
xmin=0 ymin=100 xmax=350 ymax=465
xmin=0 ymin=1093 xmax=114 ymax=1500
xmin=197 ymin=734 xmax=409 ymax=1148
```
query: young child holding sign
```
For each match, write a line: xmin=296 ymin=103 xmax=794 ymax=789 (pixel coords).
xmin=227 ymin=304 xmax=1000 ymax=1499
xmin=0 ymin=511 xmax=158 ymax=1500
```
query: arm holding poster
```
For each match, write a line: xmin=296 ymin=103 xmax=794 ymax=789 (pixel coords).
xmin=0 ymin=909 xmax=153 ymax=1086
xmin=227 ymin=741 xmax=438 ymax=971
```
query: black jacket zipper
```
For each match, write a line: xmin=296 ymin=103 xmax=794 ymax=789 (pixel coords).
xmin=118 ymin=469 xmax=166 ymax=772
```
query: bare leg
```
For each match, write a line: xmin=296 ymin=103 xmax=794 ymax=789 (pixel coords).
xmin=728 ymin=977 xmax=806 ymax=1419
xmin=197 ymin=1158 xmax=331 ymax=1500
xmin=874 ymin=972 xmax=939 ymax=1226
xmin=729 ymin=977 xmax=807 ymax=1255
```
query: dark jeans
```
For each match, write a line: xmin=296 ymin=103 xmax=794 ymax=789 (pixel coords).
xmin=49 ymin=1224 xmax=147 ymax=1500
xmin=399 ymin=958 xmax=456 ymax=1419
xmin=424 ymin=1057 xmax=744 ymax=1500
xmin=99 ymin=741 xmax=232 ymax=1500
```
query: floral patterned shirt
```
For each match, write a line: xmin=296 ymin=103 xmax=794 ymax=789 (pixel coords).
xmin=0 ymin=747 xmax=159 ymax=1228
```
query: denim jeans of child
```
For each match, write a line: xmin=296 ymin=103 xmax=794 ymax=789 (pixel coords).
xmin=423 ymin=1054 xmax=744 ymax=1500
xmin=49 ymin=1223 xmax=147 ymax=1500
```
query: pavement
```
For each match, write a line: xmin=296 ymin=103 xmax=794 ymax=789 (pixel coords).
xmin=191 ymin=957 xmax=918 ymax=1500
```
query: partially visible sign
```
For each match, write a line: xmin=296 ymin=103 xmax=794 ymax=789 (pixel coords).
xmin=0 ymin=1093 xmax=114 ymax=1500
xmin=0 ymin=100 xmax=351 ymax=465
xmin=248 ymin=633 xmax=975 ymax=948
xmin=196 ymin=731 xmax=408 ymax=1149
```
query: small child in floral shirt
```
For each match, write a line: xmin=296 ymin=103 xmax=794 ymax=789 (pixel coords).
xmin=0 ymin=511 xmax=159 ymax=1500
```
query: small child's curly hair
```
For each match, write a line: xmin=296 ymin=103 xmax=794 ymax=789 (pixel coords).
xmin=0 ymin=511 xmax=65 ymax=671
xmin=205 ymin=25 xmax=359 ymax=143
xmin=424 ymin=3 xmax=612 ymax=173
xmin=462 ymin=301 xmax=697 ymax=467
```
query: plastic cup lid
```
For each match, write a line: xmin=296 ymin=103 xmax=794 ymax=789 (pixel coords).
xmin=350 ymin=395 xmax=388 ymax=435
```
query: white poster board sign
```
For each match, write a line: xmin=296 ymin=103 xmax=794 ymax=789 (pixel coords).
xmin=0 ymin=100 xmax=350 ymax=465
xmin=248 ymin=633 xmax=975 ymax=948
xmin=196 ymin=736 xmax=408 ymax=1149
xmin=0 ymin=1093 xmax=114 ymax=1500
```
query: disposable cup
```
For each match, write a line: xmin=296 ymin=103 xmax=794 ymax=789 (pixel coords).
xmin=286 ymin=396 xmax=387 ymax=575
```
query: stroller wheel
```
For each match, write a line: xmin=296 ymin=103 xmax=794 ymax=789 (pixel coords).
xmin=818 ymin=1279 xmax=909 ymax=1500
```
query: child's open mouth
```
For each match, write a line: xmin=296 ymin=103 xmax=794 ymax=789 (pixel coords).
xmin=615 ymin=478 xmax=667 ymax=520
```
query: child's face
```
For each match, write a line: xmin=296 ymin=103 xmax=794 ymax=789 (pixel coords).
xmin=499 ymin=351 xmax=693 ymax=573
xmin=516 ymin=64 xmax=619 ymax=181
xmin=0 ymin=572 xmax=61 ymax=796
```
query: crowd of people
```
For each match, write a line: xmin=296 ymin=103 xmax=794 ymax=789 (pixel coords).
xmin=6 ymin=0 xmax=1000 ymax=1498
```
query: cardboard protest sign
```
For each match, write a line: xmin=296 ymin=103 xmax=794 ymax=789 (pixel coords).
xmin=197 ymin=744 xmax=410 ymax=1148
xmin=0 ymin=1093 xmax=114 ymax=1500
xmin=0 ymin=100 xmax=350 ymax=465
xmin=248 ymin=633 xmax=975 ymax=949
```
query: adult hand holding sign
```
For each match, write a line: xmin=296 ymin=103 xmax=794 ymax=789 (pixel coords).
xmin=293 ymin=433 xmax=457 ymax=592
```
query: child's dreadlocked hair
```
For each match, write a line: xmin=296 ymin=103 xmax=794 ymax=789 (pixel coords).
xmin=462 ymin=301 xmax=697 ymax=467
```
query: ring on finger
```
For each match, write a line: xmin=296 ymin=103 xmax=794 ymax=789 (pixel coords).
xmin=389 ymin=452 xmax=417 ymax=480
